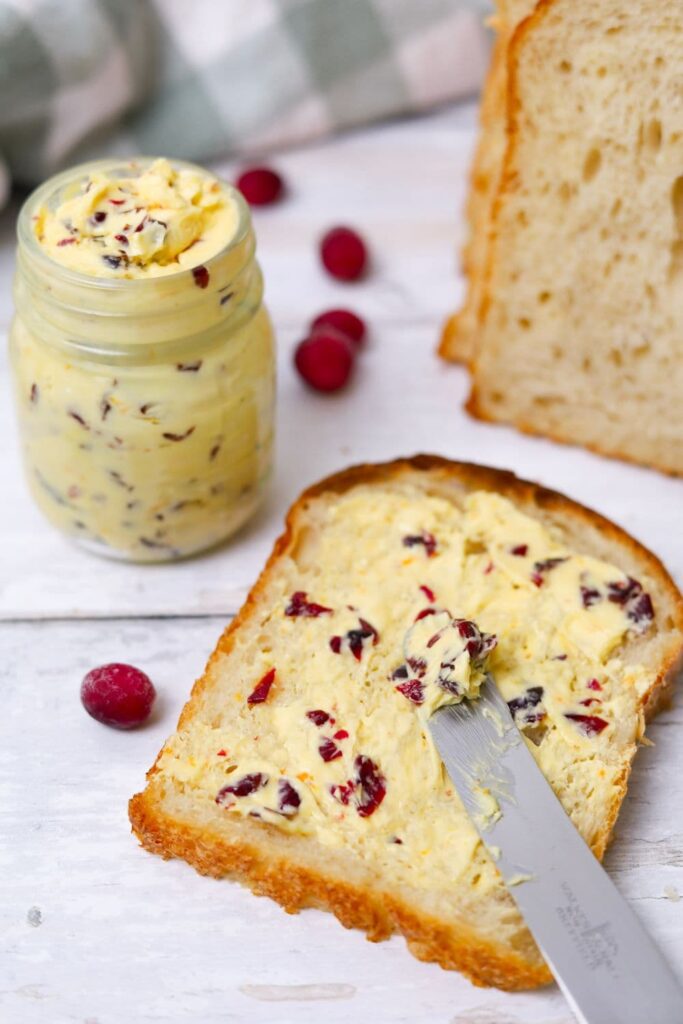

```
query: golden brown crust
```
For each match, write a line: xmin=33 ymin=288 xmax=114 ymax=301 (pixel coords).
xmin=129 ymin=784 xmax=551 ymax=990
xmin=130 ymin=455 xmax=682 ymax=990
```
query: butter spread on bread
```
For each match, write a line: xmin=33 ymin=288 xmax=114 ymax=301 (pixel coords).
xmin=156 ymin=490 xmax=653 ymax=871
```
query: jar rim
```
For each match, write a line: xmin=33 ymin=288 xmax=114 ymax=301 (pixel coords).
xmin=16 ymin=156 xmax=253 ymax=291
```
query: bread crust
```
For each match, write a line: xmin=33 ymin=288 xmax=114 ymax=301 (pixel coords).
xmin=129 ymin=455 xmax=683 ymax=990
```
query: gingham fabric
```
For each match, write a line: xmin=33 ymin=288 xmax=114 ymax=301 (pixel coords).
xmin=0 ymin=0 xmax=491 ymax=201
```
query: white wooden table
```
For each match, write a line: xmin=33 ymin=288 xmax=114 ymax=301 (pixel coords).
xmin=1 ymin=102 xmax=682 ymax=1024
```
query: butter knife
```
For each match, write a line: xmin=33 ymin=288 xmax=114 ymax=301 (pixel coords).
xmin=428 ymin=677 xmax=683 ymax=1024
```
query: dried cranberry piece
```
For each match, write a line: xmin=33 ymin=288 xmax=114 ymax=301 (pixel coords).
xmin=579 ymin=698 xmax=601 ymax=707
xmin=587 ymin=678 xmax=603 ymax=691
xmin=606 ymin=577 xmax=654 ymax=629
xmin=277 ymin=779 xmax=301 ymax=817
xmin=92 ymin=210 xmax=107 ymax=223
xmin=306 ymin=709 xmax=330 ymax=727
xmin=628 ymin=591 xmax=655 ymax=627
xmin=177 ymin=360 xmax=202 ymax=372
xmin=320 ymin=226 xmax=368 ymax=281
xmin=419 ymin=584 xmax=436 ymax=602
xmin=391 ymin=664 xmax=409 ymax=680
xmin=330 ymin=781 xmax=355 ymax=806
xmin=30 ymin=383 xmax=39 ymax=404
xmin=510 ymin=544 xmax=528 ymax=556
xmin=565 ymin=713 xmax=609 ymax=736
xmin=108 ymin=198 xmax=125 ymax=205
xmin=332 ymin=618 xmax=379 ymax=661
xmin=81 ymin=663 xmax=156 ymax=729
xmin=311 ymin=308 xmax=366 ymax=347
xmin=285 ymin=591 xmax=333 ymax=617
xmin=192 ymin=265 xmax=210 ymax=289
xmin=247 ymin=668 xmax=276 ymax=705
xmin=319 ymin=737 xmax=343 ymax=762
xmin=217 ymin=773 xmax=268 ymax=803
xmin=403 ymin=532 xmax=437 ymax=557
xmin=162 ymin=427 xmax=195 ymax=442
xmin=451 ymin=619 xmax=498 ymax=666
xmin=333 ymin=729 xmax=349 ymax=740
xmin=237 ymin=166 xmax=284 ymax=206
xmin=508 ymin=686 xmax=545 ymax=725
xmin=580 ymin=585 xmax=601 ymax=608
xmin=606 ymin=577 xmax=642 ymax=605
xmin=415 ymin=607 xmax=438 ymax=622
xmin=57 ymin=237 xmax=76 ymax=246
xmin=407 ymin=655 xmax=427 ymax=678
xmin=396 ymin=679 xmax=425 ymax=704
xmin=294 ymin=329 xmax=355 ymax=392
xmin=102 ymin=254 xmax=123 ymax=269
xmin=114 ymin=233 xmax=128 ymax=246
xmin=354 ymin=755 xmax=386 ymax=818
xmin=531 ymin=556 xmax=568 ymax=587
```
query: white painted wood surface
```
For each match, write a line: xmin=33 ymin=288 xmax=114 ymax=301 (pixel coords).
xmin=1 ymin=102 xmax=681 ymax=1023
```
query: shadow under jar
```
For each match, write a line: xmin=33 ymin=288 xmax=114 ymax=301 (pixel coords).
xmin=10 ymin=159 xmax=275 ymax=562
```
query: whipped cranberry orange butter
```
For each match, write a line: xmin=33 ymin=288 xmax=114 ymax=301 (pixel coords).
xmin=10 ymin=158 xmax=275 ymax=561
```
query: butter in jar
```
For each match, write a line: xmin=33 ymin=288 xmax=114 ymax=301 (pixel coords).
xmin=10 ymin=158 xmax=275 ymax=562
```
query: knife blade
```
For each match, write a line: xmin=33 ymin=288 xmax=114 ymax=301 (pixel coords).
xmin=428 ymin=676 xmax=683 ymax=1024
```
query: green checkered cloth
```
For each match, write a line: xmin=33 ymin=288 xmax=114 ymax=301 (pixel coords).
xmin=0 ymin=0 xmax=491 ymax=201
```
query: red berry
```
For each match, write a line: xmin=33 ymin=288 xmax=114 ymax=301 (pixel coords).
xmin=294 ymin=329 xmax=355 ymax=392
xmin=80 ymin=663 xmax=156 ymax=729
xmin=320 ymin=227 xmax=368 ymax=281
xmin=310 ymin=309 xmax=366 ymax=347
xmin=236 ymin=167 xmax=284 ymax=206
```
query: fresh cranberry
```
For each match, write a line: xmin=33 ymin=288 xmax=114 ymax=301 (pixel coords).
xmin=320 ymin=226 xmax=368 ymax=281
xmin=285 ymin=591 xmax=332 ymax=617
xmin=216 ymin=773 xmax=268 ymax=804
xmin=319 ymin=737 xmax=343 ymax=762
xmin=565 ymin=713 xmax=609 ymax=736
xmin=80 ymin=663 xmax=156 ymax=729
xmin=306 ymin=709 xmax=330 ymax=727
xmin=354 ymin=755 xmax=386 ymax=817
xmin=277 ymin=779 xmax=301 ymax=817
xmin=396 ymin=679 xmax=425 ymax=705
xmin=247 ymin=668 xmax=276 ymax=705
xmin=311 ymin=309 xmax=366 ymax=347
xmin=236 ymin=167 xmax=284 ymax=206
xmin=294 ymin=329 xmax=355 ymax=392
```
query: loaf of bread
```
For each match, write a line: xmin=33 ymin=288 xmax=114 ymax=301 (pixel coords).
xmin=130 ymin=457 xmax=682 ymax=990
xmin=443 ymin=0 xmax=683 ymax=475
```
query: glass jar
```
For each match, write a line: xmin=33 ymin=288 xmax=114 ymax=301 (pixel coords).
xmin=9 ymin=159 xmax=275 ymax=562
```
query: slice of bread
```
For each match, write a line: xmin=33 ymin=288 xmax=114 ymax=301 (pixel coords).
xmin=130 ymin=457 xmax=682 ymax=990
xmin=440 ymin=0 xmax=536 ymax=365
xmin=465 ymin=0 xmax=683 ymax=474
